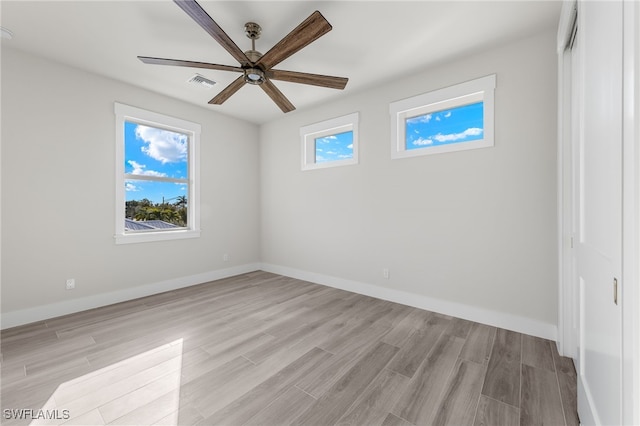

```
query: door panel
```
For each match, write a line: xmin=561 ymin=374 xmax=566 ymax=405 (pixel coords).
xmin=575 ymin=1 xmax=623 ymax=425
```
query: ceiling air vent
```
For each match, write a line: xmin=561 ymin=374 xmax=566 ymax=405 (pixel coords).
xmin=187 ymin=74 xmax=216 ymax=89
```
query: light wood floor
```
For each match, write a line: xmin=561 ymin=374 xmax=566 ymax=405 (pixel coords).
xmin=1 ymin=271 xmax=578 ymax=426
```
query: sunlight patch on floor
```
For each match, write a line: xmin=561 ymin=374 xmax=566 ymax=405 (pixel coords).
xmin=29 ymin=339 xmax=184 ymax=426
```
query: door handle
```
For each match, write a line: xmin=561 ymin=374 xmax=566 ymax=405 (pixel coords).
xmin=613 ymin=278 xmax=618 ymax=305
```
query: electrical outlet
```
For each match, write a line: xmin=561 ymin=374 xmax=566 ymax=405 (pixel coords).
xmin=66 ymin=278 xmax=75 ymax=290
xmin=223 ymin=253 xmax=229 ymax=262
xmin=383 ymin=268 xmax=390 ymax=279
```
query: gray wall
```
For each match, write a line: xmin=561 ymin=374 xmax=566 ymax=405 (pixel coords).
xmin=1 ymin=48 xmax=260 ymax=323
xmin=259 ymin=30 xmax=558 ymax=332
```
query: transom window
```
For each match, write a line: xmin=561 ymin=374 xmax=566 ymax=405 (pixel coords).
xmin=114 ymin=103 xmax=200 ymax=244
xmin=390 ymin=74 xmax=496 ymax=159
xmin=301 ymin=112 xmax=359 ymax=170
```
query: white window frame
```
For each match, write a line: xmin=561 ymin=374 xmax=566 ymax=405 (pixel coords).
xmin=390 ymin=74 xmax=496 ymax=159
xmin=114 ymin=103 xmax=201 ymax=244
xmin=301 ymin=112 xmax=359 ymax=171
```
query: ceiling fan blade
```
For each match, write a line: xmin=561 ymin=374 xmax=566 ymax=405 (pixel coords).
xmin=260 ymin=79 xmax=295 ymax=113
xmin=256 ymin=11 xmax=332 ymax=70
xmin=209 ymin=75 xmax=246 ymax=105
xmin=174 ymin=0 xmax=250 ymax=65
xmin=268 ymin=69 xmax=348 ymax=90
xmin=138 ymin=57 xmax=243 ymax=73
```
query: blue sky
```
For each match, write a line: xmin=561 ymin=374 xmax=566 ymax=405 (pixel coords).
xmin=315 ymin=130 xmax=354 ymax=163
xmin=124 ymin=121 xmax=188 ymax=204
xmin=406 ymin=102 xmax=484 ymax=150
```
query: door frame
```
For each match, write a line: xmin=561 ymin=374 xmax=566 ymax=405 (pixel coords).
xmin=557 ymin=1 xmax=639 ymax=424
xmin=621 ymin=2 xmax=639 ymax=424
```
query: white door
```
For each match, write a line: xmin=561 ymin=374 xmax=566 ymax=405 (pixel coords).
xmin=574 ymin=1 xmax=623 ymax=425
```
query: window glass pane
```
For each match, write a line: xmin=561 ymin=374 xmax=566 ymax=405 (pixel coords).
xmin=124 ymin=180 xmax=188 ymax=228
xmin=314 ymin=130 xmax=354 ymax=163
xmin=405 ymin=101 xmax=484 ymax=150
xmin=125 ymin=121 xmax=188 ymax=179
xmin=124 ymin=120 xmax=189 ymax=231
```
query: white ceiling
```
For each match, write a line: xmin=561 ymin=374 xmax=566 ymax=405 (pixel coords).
xmin=1 ymin=1 xmax=561 ymax=125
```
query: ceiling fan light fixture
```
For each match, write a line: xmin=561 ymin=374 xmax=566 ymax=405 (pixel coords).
xmin=244 ymin=68 xmax=265 ymax=85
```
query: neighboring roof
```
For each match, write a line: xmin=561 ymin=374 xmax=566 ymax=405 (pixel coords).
xmin=124 ymin=219 xmax=179 ymax=231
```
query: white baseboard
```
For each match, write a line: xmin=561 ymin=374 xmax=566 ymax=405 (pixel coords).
xmin=577 ymin=376 xmax=598 ymax=425
xmin=2 ymin=262 xmax=558 ymax=341
xmin=0 ymin=263 xmax=261 ymax=330
xmin=260 ymin=263 xmax=558 ymax=341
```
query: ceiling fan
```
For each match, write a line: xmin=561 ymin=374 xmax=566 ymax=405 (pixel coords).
xmin=138 ymin=0 xmax=348 ymax=113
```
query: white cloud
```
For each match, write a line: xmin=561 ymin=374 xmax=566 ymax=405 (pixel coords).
xmin=412 ymin=138 xmax=434 ymax=146
xmin=407 ymin=114 xmax=432 ymax=124
xmin=317 ymin=135 xmax=337 ymax=144
xmin=347 ymin=144 xmax=353 ymax=149
xmin=135 ymin=125 xmax=187 ymax=164
xmin=128 ymin=160 xmax=167 ymax=177
xmin=433 ymin=127 xmax=483 ymax=142
xmin=435 ymin=116 xmax=441 ymax=121
xmin=326 ymin=150 xmax=337 ymax=155
xmin=125 ymin=182 xmax=140 ymax=192
xmin=444 ymin=111 xmax=452 ymax=118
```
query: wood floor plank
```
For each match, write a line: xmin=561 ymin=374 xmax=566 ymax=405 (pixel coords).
xmin=522 ymin=335 xmax=555 ymax=372
xmin=520 ymin=364 xmax=566 ymax=426
xmin=446 ymin=317 xmax=474 ymax=339
xmin=2 ymin=334 xmax=96 ymax=366
xmin=243 ymin=386 xmax=316 ymax=426
xmin=152 ymin=403 xmax=203 ymax=426
xmin=295 ymin=335 xmax=383 ymax=398
xmin=242 ymin=306 xmax=339 ymax=364
xmin=473 ymin=395 xmax=520 ymax=426
xmin=392 ymin=334 xmax=465 ymax=425
xmin=459 ymin=323 xmax=496 ymax=365
xmin=382 ymin=413 xmax=414 ymax=426
xmin=431 ymin=359 xmax=486 ymax=426
xmin=292 ymin=342 xmax=399 ymax=426
xmin=335 ymin=368 xmax=409 ymax=426
xmin=179 ymin=356 xmax=255 ymax=407
xmin=202 ymin=347 xmax=332 ymax=425
xmin=380 ymin=308 xmax=432 ymax=347
xmin=481 ymin=328 xmax=522 ymax=406
xmin=387 ymin=314 xmax=450 ymax=378
xmin=318 ymin=312 xmax=393 ymax=354
xmin=106 ymin=388 xmax=179 ymax=426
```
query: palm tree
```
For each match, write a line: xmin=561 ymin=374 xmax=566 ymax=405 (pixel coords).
xmin=174 ymin=195 xmax=187 ymax=208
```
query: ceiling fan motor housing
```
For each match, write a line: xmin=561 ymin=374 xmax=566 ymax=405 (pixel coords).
xmin=244 ymin=67 xmax=265 ymax=85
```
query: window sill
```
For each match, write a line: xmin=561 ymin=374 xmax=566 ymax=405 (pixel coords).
xmin=114 ymin=229 xmax=201 ymax=245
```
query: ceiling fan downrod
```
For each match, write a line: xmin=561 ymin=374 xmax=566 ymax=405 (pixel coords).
xmin=242 ymin=22 xmax=265 ymax=84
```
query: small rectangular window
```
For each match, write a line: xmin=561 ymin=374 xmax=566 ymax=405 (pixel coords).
xmin=390 ymin=75 xmax=496 ymax=159
xmin=301 ymin=112 xmax=359 ymax=170
xmin=315 ymin=130 xmax=354 ymax=163
xmin=115 ymin=103 xmax=200 ymax=244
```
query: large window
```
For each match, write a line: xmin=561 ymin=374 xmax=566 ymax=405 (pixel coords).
xmin=390 ymin=74 xmax=496 ymax=159
xmin=114 ymin=103 xmax=200 ymax=244
xmin=301 ymin=112 xmax=359 ymax=171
